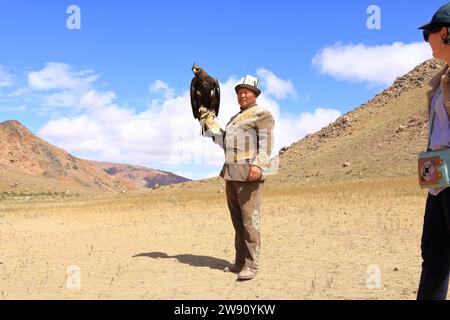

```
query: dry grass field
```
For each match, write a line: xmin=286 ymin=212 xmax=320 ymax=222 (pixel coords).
xmin=1 ymin=176 xmax=443 ymax=300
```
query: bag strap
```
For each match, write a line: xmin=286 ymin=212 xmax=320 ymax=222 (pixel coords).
xmin=428 ymin=89 xmax=439 ymax=152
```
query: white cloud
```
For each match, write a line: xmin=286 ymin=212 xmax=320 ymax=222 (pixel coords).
xmin=37 ymin=64 xmax=341 ymax=180
xmin=0 ymin=65 xmax=13 ymax=87
xmin=254 ymin=95 xmax=341 ymax=152
xmin=312 ymin=42 xmax=432 ymax=86
xmin=40 ymin=116 xmax=104 ymax=141
xmin=80 ymin=90 xmax=117 ymax=109
xmin=150 ymin=80 xmax=174 ymax=100
xmin=46 ymin=90 xmax=80 ymax=108
xmin=276 ymin=108 xmax=342 ymax=144
xmin=27 ymin=63 xmax=106 ymax=110
xmin=257 ymin=68 xmax=296 ymax=99
xmin=28 ymin=62 xmax=98 ymax=91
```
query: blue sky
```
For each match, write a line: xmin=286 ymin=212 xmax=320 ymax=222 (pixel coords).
xmin=0 ymin=0 xmax=445 ymax=179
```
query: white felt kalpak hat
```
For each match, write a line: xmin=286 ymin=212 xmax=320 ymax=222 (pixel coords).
xmin=235 ymin=75 xmax=261 ymax=97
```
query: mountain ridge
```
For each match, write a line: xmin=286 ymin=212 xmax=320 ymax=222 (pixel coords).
xmin=272 ymin=59 xmax=446 ymax=185
xmin=0 ymin=120 xmax=189 ymax=193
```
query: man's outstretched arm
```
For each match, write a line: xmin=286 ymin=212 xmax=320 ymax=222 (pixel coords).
xmin=199 ymin=107 xmax=225 ymax=150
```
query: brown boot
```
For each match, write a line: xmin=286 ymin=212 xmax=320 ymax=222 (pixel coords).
xmin=237 ymin=267 xmax=258 ymax=281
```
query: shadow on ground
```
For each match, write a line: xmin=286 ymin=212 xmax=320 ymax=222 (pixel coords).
xmin=133 ymin=252 xmax=230 ymax=271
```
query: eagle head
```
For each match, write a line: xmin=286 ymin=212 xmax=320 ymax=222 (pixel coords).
xmin=192 ymin=63 xmax=202 ymax=75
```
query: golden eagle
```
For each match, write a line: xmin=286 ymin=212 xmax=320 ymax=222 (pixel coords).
xmin=190 ymin=64 xmax=220 ymax=120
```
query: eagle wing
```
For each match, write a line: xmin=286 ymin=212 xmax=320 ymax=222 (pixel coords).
xmin=211 ymin=77 xmax=220 ymax=117
xmin=190 ymin=77 xmax=199 ymax=119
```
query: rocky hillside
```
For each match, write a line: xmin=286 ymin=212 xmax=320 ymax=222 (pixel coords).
xmin=271 ymin=59 xmax=445 ymax=185
xmin=0 ymin=120 xmax=135 ymax=193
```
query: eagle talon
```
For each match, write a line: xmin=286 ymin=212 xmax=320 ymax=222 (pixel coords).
xmin=198 ymin=106 xmax=209 ymax=119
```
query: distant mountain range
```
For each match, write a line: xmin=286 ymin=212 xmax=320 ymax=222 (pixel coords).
xmin=93 ymin=161 xmax=190 ymax=189
xmin=0 ymin=120 xmax=190 ymax=193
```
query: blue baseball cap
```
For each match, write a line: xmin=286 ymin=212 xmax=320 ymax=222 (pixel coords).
xmin=419 ymin=2 xmax=450 ymax=31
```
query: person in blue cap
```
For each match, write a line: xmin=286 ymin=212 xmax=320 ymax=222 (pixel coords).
xmin=417 ymin=2 xmax=450 ymax=300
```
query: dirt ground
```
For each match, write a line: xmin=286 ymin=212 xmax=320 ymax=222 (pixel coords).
xmin=0 ymin=176 xmax=445 ymax=300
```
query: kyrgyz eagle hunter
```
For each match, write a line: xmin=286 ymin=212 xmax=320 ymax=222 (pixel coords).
xmin=190 ymin=64 xmax=221 ymax=122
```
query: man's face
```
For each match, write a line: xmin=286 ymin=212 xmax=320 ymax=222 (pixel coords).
xmin=428 ymin=28 xmax=447 ymax=59
xmin=237 ymin=88 xmax=257 ymax=109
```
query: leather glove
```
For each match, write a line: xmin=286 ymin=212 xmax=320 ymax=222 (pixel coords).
xmin=198 ymin=106 xmax=223 ymax=137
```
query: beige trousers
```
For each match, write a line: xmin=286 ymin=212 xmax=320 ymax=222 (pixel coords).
xmin=225 ymin=180 xmax=264 ymax=269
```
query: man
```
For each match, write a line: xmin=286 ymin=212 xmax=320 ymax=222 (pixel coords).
xmin=199 ymin=75 xmax=275 ymax=281
xmin=417 ymin=2 xmax=450 ymax=300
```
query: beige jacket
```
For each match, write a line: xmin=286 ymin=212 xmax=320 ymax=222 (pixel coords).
xmin=212 ymin=103 xmax=275 ymax=182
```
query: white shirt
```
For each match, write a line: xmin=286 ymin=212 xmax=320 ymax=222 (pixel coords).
xmin=429 ymin=88 xmax=450 ymax=196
